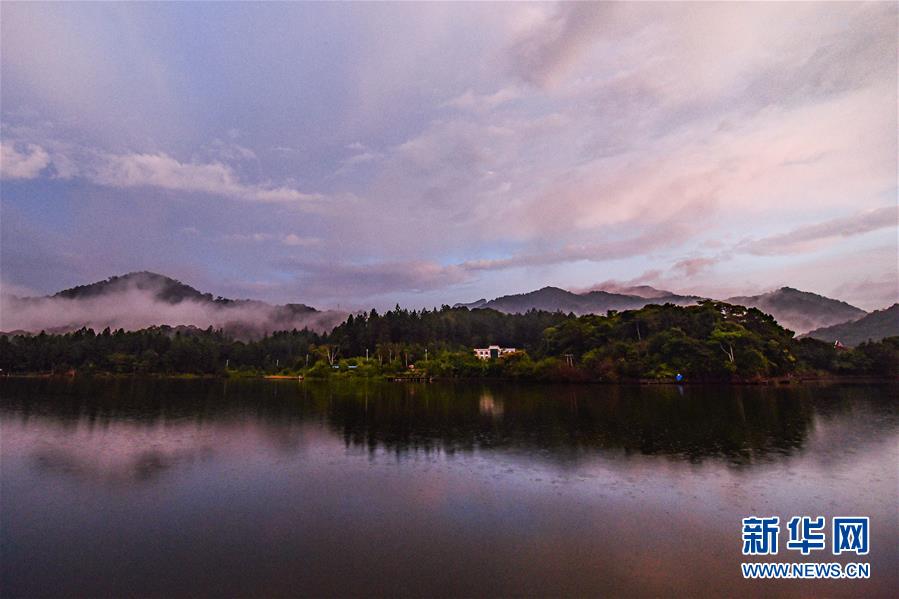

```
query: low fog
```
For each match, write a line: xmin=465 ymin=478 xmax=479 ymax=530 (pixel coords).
xmin=1 ymin=286 xmax=347 ymax=339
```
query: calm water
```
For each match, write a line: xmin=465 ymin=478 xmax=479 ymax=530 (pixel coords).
xmin=1 ymin=379 xmax=897 ymax=597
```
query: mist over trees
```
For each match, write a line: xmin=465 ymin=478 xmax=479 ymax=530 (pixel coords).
xmin=0 ymin=272 xmax=345 ymax=338
xmin=1 ymin=302 xmax=896 ymax=381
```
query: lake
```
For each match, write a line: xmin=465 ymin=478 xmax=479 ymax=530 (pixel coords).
xmin=1 ymin=379 xmax=896 ymax=597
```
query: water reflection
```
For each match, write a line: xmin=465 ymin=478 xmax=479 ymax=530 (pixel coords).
xmin=30 ymin=444 xmax=215 ymax=485
xmin=478 ymin=390 xmax=504 ymax=420
xmin=2 ymin=378 xmax=893 ymax=464
xmin=2 ymin=379 xmax=897 ymax=598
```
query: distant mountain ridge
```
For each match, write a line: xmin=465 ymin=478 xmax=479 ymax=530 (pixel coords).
xmin=4 ymin=273 xmax=886 ymax=340
xmin=804 ymin=304 xmax=899 ymax=346
xmin=455 ymin=285 xmax=701 ymax=315
xmin=725 ymin=287 xmax=866 ymax=334
xmin=455 ymin=284 xmax=871 ymax=335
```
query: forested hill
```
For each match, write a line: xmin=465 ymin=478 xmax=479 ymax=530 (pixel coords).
xmin=2 ymin=301 xmax=896 ymax=381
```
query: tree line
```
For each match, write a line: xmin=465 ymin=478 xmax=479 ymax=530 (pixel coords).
xmin=1 ymin=301 xmax=896 ymax=381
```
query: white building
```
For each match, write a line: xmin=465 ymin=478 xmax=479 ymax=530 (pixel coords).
xmin=473 ymin=345 xmax=517 ymax=360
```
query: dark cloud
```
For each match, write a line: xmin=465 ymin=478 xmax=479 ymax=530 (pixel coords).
xmin=672 ymin=257 xmax=718 ymax=278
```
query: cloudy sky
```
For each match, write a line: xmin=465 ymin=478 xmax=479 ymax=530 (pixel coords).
xmin=1 ymin=2 xmax=896 ymax=310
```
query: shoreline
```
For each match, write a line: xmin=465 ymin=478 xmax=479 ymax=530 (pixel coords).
xmin=2 ymin=372 xmax=896 ymax=385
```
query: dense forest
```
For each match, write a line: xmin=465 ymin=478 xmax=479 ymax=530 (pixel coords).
xmin=1 ymin=302 xmax=896 ymax=382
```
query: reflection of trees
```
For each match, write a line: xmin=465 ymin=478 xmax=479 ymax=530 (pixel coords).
xmin=1 ymin=378 xmax=892 ymax=465
xmin=319 ymin=382 xmax=826 ymax=463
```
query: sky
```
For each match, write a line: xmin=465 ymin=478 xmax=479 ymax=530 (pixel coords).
xmin=1 ymin=2 xmax=896 ymax=311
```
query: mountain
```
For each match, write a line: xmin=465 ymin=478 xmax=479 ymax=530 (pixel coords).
xmin=725 ymin=287 xmax=866 ymax=334
xmin=455 ymin=284 xmax=867 ymax=334
xmin=1 ymin=272 xmax=344 ymax=338
xmin=53 ymin=271 xmax=220 ymax=304
xmin=53 ymin=271 xmax=317 ymax=313
xmin=583 ymin=283 xmax=680 ymax=299
xmin=455 ymin=286 xmax=701 ymax=315
xmin=457 ymin=298 xmax=488 ymax=309
xmin=4 ymin=273 xmax=877 ymax=340
xmin=804 ymin=304 xmax=899 ymax=346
